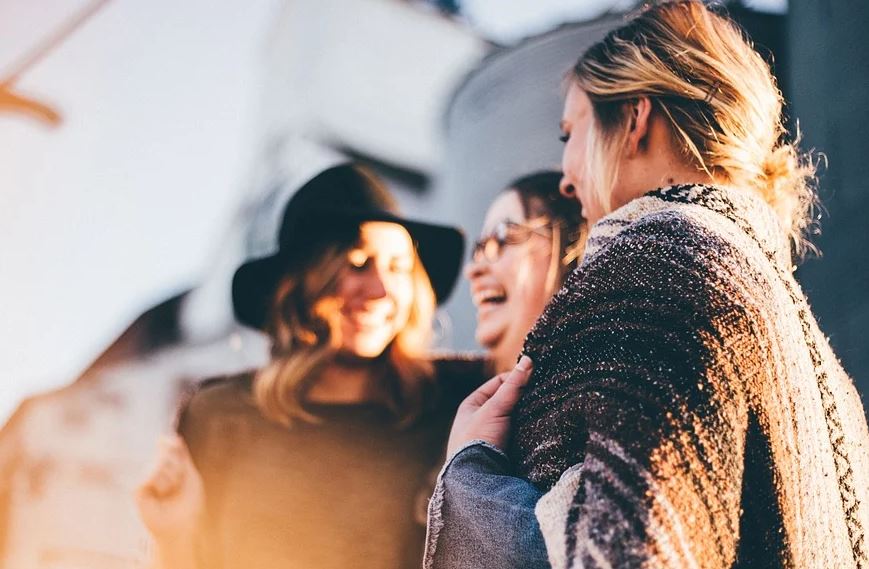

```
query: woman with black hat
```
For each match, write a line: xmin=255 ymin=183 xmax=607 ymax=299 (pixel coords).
xmin=136 ymin=164 xmax=484 ymax=569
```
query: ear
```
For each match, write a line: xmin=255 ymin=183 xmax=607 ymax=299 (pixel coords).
xmin=624 ymin=96 xmax=652 ymax=158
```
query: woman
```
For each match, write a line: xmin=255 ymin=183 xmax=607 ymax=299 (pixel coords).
xmin=430 ymin=2 xmax=869 ymax=568
xmin=467 ymin=171 xmax=585 ymax=374
xmin=136 ymin=164 xmax=484 ymax=569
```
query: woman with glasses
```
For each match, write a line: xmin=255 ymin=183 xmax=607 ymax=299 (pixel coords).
xmin=467 ymin=171 xmax=586 ymax=374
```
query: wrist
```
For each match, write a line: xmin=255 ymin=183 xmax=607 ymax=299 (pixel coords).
xmin=446 ymin=439 xmax=509 ymax=465
xmin=448 ymin=428 xmax=508 ymax=458
xmin=153 ymin=534 xmax=198 ymax=569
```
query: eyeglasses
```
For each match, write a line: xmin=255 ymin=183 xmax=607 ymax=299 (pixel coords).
xmin=470 ymin=219 xmax=556 ymax=263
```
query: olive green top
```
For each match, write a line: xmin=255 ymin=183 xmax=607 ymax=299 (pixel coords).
xmin=178 ymin=357 xmax=486 ymax=569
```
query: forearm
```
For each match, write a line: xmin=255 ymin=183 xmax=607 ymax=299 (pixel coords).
xmin=425 ymin=441 xmax=550 ymax=569
xmin=150 ymin=538 xmax=200 ymax=569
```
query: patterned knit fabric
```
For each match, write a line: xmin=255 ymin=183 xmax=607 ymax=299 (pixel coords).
xmin=511 ymin=185 xmax=869 ymax=568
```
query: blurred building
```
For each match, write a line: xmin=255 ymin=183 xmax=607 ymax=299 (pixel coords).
xmin=789 ymin=0 xmax=869 ymax=402
xmin=0 ymin=294 xmax=267 ymax=568
xmin=432 ymin=14 xmax=624 ymax=352
xmin=0 ymin=1 xmax=486 ymax=566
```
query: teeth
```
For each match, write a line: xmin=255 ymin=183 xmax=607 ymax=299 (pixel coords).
xmin=474 ymin=288 xmax=507 ymax=306
xmin=346 ymin=309 xmax=392 ymax=327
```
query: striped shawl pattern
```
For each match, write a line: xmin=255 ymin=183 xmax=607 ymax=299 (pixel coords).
xmin=511 ymin=185 xmax=869 ymax=568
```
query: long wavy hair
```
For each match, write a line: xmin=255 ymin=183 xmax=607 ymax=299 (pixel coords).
xmin=253 ymin=234 xmax=436 ymax=428
xmin=571 ymin=0 xmax=817 ymax=257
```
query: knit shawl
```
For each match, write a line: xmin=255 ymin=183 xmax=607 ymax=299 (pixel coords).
xmin=511 ymin=185 xmax=869 ymax=569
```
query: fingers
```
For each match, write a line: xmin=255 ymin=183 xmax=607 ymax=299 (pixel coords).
xmin=461 ymin=372 xmax=509 ymax=409
xmin=138 ymin=435 xmax=193 ymax=499
xmin=506 ymin=355 xmax=533 ymax=386
xmin=483 ymin=355 xmax=533 ymax=417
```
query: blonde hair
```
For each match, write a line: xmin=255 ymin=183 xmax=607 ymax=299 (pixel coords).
xmin=253 ymin=240 xmax=436 ymax=428
xmin=572 ymin=0 xmax=817 ymax=256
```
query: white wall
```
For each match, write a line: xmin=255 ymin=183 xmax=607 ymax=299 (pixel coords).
xmin=0 ymin=0 xmax=281 ymax=422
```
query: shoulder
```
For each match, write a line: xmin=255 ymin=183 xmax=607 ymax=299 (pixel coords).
xmin=576 ymin=207 xmax=749 ymax=302
xmin=182 ymin=373 xmax=255 ymax=416
xmin=430 ymin=354 xmax=490 ymax=406
xmin=432 ymin=353 xmax=489 ymax=383
xmin=606 ymin=208 xmax=731 ymax=260
xmin=176 ymin=372 xmax=259 ymax=440
xmin=583 ymin=185 xmax=778 ymax=288
xmin=528 ymin=207 xmax=758 ymax=363
xmin=192 ymin=373 xmax=254 ymax=404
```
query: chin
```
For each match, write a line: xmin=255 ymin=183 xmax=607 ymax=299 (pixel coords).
xmin=351 ymin=346 xmax=388 ymax=359
xmin=475 ymin=330 xmax=500 ymax=352
xmin=476 ymin=332 xmax=508 ymax=366
xmin=346 ymin=335 xmax=394 ymax=359
xmin=488 ymin=344 xmax=519 ymax=374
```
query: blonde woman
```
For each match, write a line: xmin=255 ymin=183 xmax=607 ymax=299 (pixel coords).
xmin=430 ymin=2 xmax=869 ymax=568
xmin=137 ymin=164 xmax=483 ymax=569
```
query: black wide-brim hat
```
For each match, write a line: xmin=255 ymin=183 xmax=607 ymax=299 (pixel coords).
xmin=232 ymin=164 xmax=465 ymax=331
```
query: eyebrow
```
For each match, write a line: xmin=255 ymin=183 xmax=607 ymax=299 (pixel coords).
xmin=482 ymin=217 xmax=521 ymax=233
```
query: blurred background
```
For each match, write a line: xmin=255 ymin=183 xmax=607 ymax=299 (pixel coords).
xmin=0 ymin=0 xmax=866 ymax=567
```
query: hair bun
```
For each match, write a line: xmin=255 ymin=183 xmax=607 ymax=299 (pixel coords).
xmin=758 ymin=140 xmax=818 ymax=258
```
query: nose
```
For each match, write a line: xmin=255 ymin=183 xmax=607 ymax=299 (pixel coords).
xmin=559 ymin=176 xmax=576 ymax=198
xmin=361 ymin=265 xmax=388 ymax=301
xmin=464 ymin=254 xmax=488 ymax=282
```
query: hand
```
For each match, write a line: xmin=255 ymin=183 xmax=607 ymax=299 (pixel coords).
xmin=136 ymin=434 xmax=205 ymax=544
xmin=447 ymin=355 xmax=533 ymax=456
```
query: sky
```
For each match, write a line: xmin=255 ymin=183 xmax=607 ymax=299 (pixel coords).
xmin=0 ymin=0 xmax=788 ymax=423
xmin=461 ymin=0 xmax=786 ymax=43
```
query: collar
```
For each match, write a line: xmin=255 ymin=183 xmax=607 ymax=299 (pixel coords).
xmin=582 ymin=184 xmax=792 ymax=272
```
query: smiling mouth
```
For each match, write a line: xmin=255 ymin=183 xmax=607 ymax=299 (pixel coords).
xmin=474 ymin=288 xmax=507 ymax=307
xmin=345 ymin=310 xmax=393 ymax=329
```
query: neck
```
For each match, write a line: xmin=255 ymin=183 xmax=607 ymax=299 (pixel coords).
xmin=616 ymin=162 xmax=719 ymax=211
xmin=614 ymin=113 xmax=722 ymax=210
xmin=306 ymin=357 xmax=384 ymax=404
xmin=491 ymin=338 xmax=526 ymax=374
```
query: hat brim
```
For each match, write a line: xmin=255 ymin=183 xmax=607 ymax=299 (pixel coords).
xmin=232 ymin=211 xmax=464 ymax=330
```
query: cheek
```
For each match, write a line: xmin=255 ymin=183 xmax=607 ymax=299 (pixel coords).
xmin=386 ymin=277 xmax=414 ymax=320
xmin=498 ymin=248 xmax=551 ymax=307
xmin=488 ymin=250 xmax=524 ymax=287
xmin=514 ymin=253 xmax=552 ymax=310
xmin=562 ymin=138 xmax=585 ymax=181
xmin=335 ymin=272 xmax=358 ymax=303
